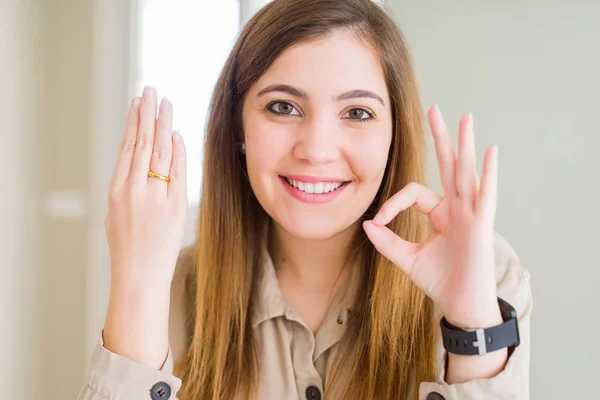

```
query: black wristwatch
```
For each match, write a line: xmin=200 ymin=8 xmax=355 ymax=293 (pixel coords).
xmin=440 ymin=297 xmax=520 ymax=356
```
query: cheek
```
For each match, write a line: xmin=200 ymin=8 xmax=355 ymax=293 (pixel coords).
xmin=244 ymin=118 xmax=293 ymax=201
xmin=245 ymin=121 xmax=290 ymax=172
xmin=350 ymin=132 xmax=392 ymax=184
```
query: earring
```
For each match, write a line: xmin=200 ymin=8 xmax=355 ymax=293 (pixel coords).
xmin=238 ymin=142 xmax=246 ymax=154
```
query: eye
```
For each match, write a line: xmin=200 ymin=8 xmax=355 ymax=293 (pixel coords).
xmin=267 ymin=101 xmax=301 ymax=117
xmin=342 ymin=108 xmax=374 ymax=123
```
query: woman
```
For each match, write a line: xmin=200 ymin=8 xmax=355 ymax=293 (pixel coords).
xmin=79 ymin=0 xmax=531 ymax=399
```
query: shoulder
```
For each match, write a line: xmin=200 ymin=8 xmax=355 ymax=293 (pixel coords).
xmin=492 ymin=231 xmax=532 ymax=317
xmin=492 ymin=231 xmax=530 ymax=285
xmin=175 ymin=243 xmax=197 ymax=277
xmin=169 ymin=243 xmax=197 ymax=365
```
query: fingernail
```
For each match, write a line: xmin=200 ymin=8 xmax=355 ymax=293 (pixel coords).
xmin=373 ymin=213 xmax=384 ymax=225
xmin=436 ymin=104 xmax=444 ymax=114
xmin=143 ymin=86 xmax=156 ymax=100
xmin=132 ymin=97 xmax=141 ymax=110
xmin=160 ymin=97 xmax=171 ymax=111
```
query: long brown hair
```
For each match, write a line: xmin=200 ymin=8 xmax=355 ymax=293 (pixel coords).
xmin=174 ymin=0 xmax=436 ymax=398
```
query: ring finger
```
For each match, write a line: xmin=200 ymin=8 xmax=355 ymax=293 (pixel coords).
xmin=147 ymin=97 xmax=173 ymax=192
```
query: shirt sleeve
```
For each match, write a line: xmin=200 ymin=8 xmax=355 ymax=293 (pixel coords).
xmin=77 ymin=333 xmax=182 ymax=400
xmin=77 ymin=244 xmax=195 ymax=400
xmin=418 ymin=232 xmax=533 ymax=400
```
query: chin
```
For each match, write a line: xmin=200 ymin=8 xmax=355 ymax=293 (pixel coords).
xmin=275 ymin=214 xmax=355 ymax=241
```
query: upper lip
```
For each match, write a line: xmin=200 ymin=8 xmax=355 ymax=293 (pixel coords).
xmin=280 ymin=174 xmax=349 ymax=183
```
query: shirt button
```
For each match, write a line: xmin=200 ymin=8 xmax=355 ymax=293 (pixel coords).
xmin=305 ymin=385 xmax=322 ymax=400
xmin=150 ymin=382 xmax=172 ymax=399
xmin=426 ymin=392 xmax=446 ymax=400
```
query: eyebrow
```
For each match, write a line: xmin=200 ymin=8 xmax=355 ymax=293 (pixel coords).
xmin=256 ymin=84 xmax=386 ymax=107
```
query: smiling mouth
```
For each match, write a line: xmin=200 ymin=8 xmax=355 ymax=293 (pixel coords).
xmin=281 ymin=176 xmax=349 ymax=194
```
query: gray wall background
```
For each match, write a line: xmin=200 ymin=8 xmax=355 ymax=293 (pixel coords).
xmin=2 ymin=0 xmax=597 ymax=398
xmin=388 ymin=1 xmax=600 ymax=398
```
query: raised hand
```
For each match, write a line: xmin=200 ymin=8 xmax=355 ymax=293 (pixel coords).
xmin=363 ymin=105 xmax=502 ymax=329
xmin=106 ymin=86 xmax=188 ymax=285
xmin=103 ymin=86 xmax=188 ymax=368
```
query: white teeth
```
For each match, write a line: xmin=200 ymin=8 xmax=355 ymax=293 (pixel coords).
xmin=285 ymin=178 xmax=345 ymax=194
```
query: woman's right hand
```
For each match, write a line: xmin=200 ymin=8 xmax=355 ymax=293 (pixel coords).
xmin=103 ymin=85 xmax=188 ymax=369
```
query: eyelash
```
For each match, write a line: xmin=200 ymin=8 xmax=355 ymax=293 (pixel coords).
xmin=265 ymin=101 xmax=375 ymax=123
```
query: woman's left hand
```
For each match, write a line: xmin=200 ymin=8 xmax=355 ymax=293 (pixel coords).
xmin=363 ymin=105 xmax=502 ymax=329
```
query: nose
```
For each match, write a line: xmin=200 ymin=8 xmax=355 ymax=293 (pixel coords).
xmin=292 ymin=115 xmax=341 ymax=165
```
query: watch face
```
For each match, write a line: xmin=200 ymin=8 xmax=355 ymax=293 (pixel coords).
xmin=501 ymin=306 xmax=518 ymax=321
xmin=498 ymin=297 xmax=517 ymax=321
xmin=498 ymin=297 xmax=521 ymax=351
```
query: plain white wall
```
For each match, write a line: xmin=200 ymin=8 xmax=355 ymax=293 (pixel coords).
xmin=387 ymin=0 xmax=600 ymax=398
xmin=240 ymin=0 xmax=272 ymax=25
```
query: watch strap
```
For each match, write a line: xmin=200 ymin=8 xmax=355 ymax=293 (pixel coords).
xmin=440 ymin=297 xmax=521 ymax=356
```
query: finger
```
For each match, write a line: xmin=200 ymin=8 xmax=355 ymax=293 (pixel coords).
xmin=428 ymin=105 xmax=458 ymax=198
xmin=363 ymin=221 xmax=418 ymax=276
xmin=131 ymin=86 xmax=158 ymax=186
xmin=147 ymin=97 xmax=174 ymax=192
xmin=477 ymin=145 xmax=499 ymax=219
xmin=111 ymin=97 xmax=141 ymax=187
xmin=456 ymin=113 xmax=479 ymax=207
xmin=167 ymin=131 xmax=187 ymax=200
xmin=373 ymin=182 xmax=443 ymax=226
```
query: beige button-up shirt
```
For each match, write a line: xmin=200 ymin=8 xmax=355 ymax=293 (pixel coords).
xmin=78 ymin=231 xmax=532 ymax=400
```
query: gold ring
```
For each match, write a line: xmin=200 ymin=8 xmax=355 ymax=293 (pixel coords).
xmin=148 ymin=170 xmax=171 ymax=183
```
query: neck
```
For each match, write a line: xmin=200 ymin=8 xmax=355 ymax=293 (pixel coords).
xmin=268 ymin=220 xmax=359 ymax=294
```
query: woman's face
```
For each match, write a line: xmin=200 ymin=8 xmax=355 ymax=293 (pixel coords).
xmin=242 ymin=29 xmax=393 ymax=240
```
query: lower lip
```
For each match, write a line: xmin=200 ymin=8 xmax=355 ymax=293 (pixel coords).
xmin=279 ymin=176 xmax=348 ymax=204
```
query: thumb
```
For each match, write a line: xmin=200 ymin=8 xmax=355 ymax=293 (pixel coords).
xmin=168 ymin=130 xmax=187 ymax=200
xmin=363 ymin=220 xmax=417 ymax=277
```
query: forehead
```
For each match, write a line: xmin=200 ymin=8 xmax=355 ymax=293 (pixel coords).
xmin=252 ymin=29 xmax=389 ymax=100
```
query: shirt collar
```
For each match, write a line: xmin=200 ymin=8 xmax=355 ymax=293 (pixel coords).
xmin=251 ymin=227 xmax=362 ymax=328
xmin=251 ymin=242 xmax=287 ymax=328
